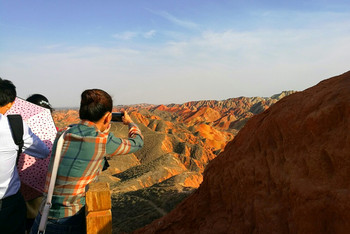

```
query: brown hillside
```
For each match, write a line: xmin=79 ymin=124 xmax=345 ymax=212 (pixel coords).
xmin=195 ymin=123 xmax=233 ymax=151
xmin=184 ymin=107 xmax=221 ymax=125
xmin=53 ymin=109 xmax=79 ymax=129
xmin=134 ymin=71 xmax=350 ymax=234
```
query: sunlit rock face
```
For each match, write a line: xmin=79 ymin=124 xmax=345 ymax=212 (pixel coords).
xmin=134 ymin=71 xmax=350 ymax=234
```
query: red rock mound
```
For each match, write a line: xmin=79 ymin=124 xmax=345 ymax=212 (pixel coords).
xmin=134 ymin=71 xmax=350 ymax=234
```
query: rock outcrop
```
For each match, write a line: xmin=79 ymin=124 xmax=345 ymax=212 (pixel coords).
xmin=135 ymin=71 xmax=350 ymax=234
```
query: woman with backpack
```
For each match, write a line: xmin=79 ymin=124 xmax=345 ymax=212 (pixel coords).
xmin=0 ymin=78 xmax=50 ymax=234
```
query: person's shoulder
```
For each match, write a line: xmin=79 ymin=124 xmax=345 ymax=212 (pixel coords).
xmin=0 ymin=114 xmax=10 ymax=129
xmin=66 ymin=123 xmax=99 ymax=137
xmin=7 ymin=114 xmax=29 ymax=130
xmin=0 ymin=114 xmax=6 ymax=123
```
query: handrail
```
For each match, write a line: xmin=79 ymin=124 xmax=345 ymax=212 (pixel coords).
xmin=85 ymin=182 xmax=112 ymax=234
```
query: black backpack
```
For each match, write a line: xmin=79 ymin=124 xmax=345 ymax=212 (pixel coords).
xmin=7 ymin=114 xmax=24 ymax=165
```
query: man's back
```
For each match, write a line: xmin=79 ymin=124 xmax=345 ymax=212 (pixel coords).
xmin=0 ymin=114 xmax=50 ymax=199
xmin=0 ymin=114 xmax=22 ymax=199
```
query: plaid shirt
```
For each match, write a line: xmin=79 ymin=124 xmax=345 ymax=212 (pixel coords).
xmin=43 ymin=120 xmax=143 ymax=218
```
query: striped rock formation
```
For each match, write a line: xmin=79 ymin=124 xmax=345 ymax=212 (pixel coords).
xmin=135 ymin=71 xmax=350 ymax=234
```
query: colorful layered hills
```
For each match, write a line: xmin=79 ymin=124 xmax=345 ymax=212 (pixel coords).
xmin=135 ymin=71 xmax=350 ymax=233
xmin=52 ymin=91 xmax=294 ymax=232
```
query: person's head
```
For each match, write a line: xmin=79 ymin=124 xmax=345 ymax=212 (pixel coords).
xmin=79 ymin=89 xmax=113 ymax=124
xmin=26 ymin=94 xmax=54 ymax=112
xmin=0 ymin=78 xmax=16 ymax=114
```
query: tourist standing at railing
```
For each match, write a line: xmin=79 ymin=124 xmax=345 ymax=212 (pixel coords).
xmin=30 ymin=88 xmax=144 ymax=234
xmin=24 ymin=93 xmax=56 ymax=233
xmin=0 ymin=78 xmax=50 ymax=234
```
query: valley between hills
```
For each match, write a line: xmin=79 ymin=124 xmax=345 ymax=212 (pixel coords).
xmin=52 ymin=91 xmax=295 ymax=233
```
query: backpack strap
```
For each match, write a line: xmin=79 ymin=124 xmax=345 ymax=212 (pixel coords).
xmin=38 ymin=128 xmax=69 ymax=234
xmin=7 ymin=114 xmax=24 ymax=165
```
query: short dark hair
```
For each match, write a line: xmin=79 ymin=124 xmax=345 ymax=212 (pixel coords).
xmin=79 ymin=89 xmax=113 ymax=122
xmin=26 ymin=94 xmax=54 ymax=112
xmin=0 ymin=78 xmax=16 ymax=107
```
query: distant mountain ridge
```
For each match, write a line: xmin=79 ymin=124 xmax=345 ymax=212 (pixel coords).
xmin=165 ymin=90 xmax=295 ymax=109
xmin=147 ymin=91 xmax=296 ymax=134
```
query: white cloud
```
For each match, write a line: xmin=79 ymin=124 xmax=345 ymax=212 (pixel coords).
xmin=149 ymin=10 xmax=198 ymax=29
xmin=143 ymin=30 xmax=156 ymax=39
xmin=112 ymin=30 xmax=157 ymax=40
xmin=113 ymin=31 xmax=138 ymax=40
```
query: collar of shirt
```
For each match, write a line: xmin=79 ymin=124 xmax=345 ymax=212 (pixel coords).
xmin=79 ymin=119 xmax=97 ymax=128
xmin=77 ymin=120 xmax=110 ymax=136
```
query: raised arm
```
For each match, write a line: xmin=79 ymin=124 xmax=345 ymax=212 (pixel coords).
xmin=106 ymin=112 xmax=144 ymax=156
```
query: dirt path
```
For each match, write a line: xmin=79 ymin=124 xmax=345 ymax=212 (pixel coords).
xmin=129 ymin=195 xmax=167 ymax=216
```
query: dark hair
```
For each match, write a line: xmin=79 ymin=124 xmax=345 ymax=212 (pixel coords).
xmin=79 ymin=89 xmax=112 ymax=122
xmin=0 ymin=78 xmax=16 ymax=107
xmin=26 ymin=94 xmax=54 ymax=112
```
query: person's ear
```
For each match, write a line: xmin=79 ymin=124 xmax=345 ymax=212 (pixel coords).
xmin=0 ymin=101 xmax=15 ymax=114
xmin=7 ymin=101 xmax=14 ymax=110
xmin=104 ymin=112 xmax=112 ymax=124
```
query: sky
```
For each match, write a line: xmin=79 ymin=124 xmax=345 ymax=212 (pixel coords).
xmin=1 ymin=0 xmax=350 ymax=108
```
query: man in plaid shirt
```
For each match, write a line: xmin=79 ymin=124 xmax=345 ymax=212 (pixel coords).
xmin=31 ymin=89 xmax=144 ymax=234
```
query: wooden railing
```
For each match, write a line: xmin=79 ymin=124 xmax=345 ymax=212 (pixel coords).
xmin=85 ymin=182 xmax=112 ymax=234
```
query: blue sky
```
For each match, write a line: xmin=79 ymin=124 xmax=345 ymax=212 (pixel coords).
xmin=1 ymin=0 xmax=350 ymax=107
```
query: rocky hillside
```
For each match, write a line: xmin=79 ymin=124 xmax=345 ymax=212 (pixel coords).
xmin=52 ymin=91 xmax=294 ymax=233
xmin=134 ymin=71 xmax=350 ymax=233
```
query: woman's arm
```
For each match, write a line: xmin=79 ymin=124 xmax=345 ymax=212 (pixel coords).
xmin=22 ymin=121 xmax=50 ymax=159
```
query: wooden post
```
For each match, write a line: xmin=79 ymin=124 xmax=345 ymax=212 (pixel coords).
xmin=85 ymin=182 xmax=112 ymax=234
